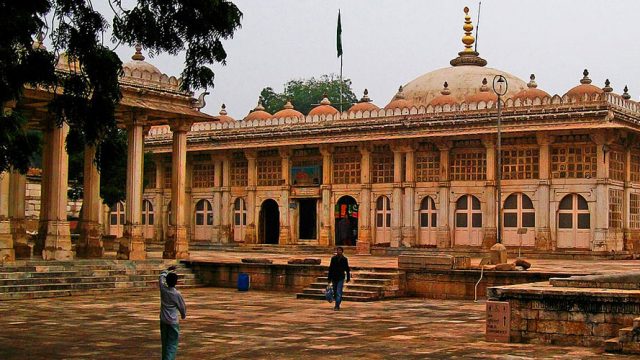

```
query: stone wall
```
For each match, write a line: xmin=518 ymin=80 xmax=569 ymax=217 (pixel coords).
xmin=488 ymin=284 xmax=640 ymax=347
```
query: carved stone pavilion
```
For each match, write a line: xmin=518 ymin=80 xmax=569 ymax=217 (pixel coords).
xmin=2 ymin=8 xmax=640 ymax=260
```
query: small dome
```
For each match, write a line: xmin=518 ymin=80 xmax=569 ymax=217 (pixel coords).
xmin=216 ymin=104 xmax=235 ymax=123
xmin=564 ymin=69 xmax=604 ymax=98
xmin=122 ymin=44 xmax=162 ymax=76
xmin=464 ymin=78 xmax=497 ymax=103
xmin=385 ymin=86 xmax=413 ymax=109
xmin=273 ymin=100 xmax=304 ymax=119
xmin=308 ymin=95 xmax=339 ymax=116
xmin=511 ymin=74 xmax=550 ymax=101
xmin=244 ymin=98 xmax=272 ymax=121
xmin=348 ymin=89 xmax=380 ymax=113
xmin=429 ymin=82 xmax=458 ymax=106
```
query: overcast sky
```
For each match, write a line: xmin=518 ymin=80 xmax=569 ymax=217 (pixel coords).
xmin=89 ymin=0 xmax=640 ymax=119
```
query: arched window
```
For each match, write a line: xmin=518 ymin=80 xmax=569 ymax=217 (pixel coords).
xmin=419 ymin=196 xmax=437 ymax=246
xmin=109 ymin=202 xmax=125 ymax=238
xmin=142 ymin=200 xmax=154 ymax=225
xmin=233 ymin=198 xmax=247 ymax=242
xmin=502 ymin=193 xmax=535 ymax=247
xmin=375 ymin=195 xmax=391 ymax=244
xmin=454 ymin=195 xmax=482 ymax=246
xmin=557 ymin=194 xmax=590 ymax=248
xmin=195 ymin=199 xmax=214 ymax=226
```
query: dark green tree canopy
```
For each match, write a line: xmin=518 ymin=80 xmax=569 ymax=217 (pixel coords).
xmin=1 ymin=0 xmax=242 ymax=205
xmin=260 ymin=75 xmax=357 ymax=115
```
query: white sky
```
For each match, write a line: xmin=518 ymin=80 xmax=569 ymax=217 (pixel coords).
xmin=91 ymin=1 xmax=640 ymax=119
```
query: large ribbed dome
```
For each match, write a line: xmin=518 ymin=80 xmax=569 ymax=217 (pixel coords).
xmin=401 ymin=66 xmax=527 ymax=106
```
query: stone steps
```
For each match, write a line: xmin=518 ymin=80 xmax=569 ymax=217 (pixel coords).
xmin=605 ymin=317 xmax=640 ymax=354
xmin=0 ymin=260 xmax=201 ymax=301
xmin=296 ymin=269 xmax=404 ymax=302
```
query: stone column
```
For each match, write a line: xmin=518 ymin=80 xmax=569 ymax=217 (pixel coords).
xmin=279 ymin=148 xmax=291 ymax=244
xmin=391 ymin=147 xmax=403 ymax=247
xmin=154 ymin=157 xmax=164 ymax=241
xmin=9 ymin=170 xmax=28 ymax=258
xmin=117 ymin=115 xmax=146 ymax=260
xmin=212 ymin=158 xmax=222 ymax=242
xmin=482 ymin=137 xmax=497 ymax=248
xmin=77 ymin=145 xmax=103 ymax=258
xmin=244 ymin=150 xmax=257 ymax=244
xmin=436 ymin=141 xmax=451 ymax=248
xmin=319 ymin=146 xmax=333 ymax=246
xmin=624 ymin=146 xmax=632 ymax=251
xmin=42 ymin=122 xmax=73 ymax=260
xmin=592 ymin=131 xmax=610 ymax=251
xmin=220 ymin=154 xmax=231 ymax=243
xmin=402 ymin=145 xmax=416 ymax=247
xmin=0 ymin=172 xmax=13 ymax=261
xmin=164 ymin=118 xmax=192 ymax=259
xmin=536 ymin=134 xmax=553 ymax=250
xmin=357 ymin=144 xmax=372 ymax=254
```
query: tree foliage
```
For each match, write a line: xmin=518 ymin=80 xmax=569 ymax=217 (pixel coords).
xmin=0 ymin=0 xmax=242 ymax=205
xmin=260 ymin=75 xmax=357 ymax=115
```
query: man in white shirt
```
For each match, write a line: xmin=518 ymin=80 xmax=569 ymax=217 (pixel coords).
xmin=159 ymin=265 xmax=187 ymax=360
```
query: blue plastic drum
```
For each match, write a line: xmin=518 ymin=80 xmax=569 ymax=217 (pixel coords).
xmin=237 ymin=273 xmax=250 ymax=291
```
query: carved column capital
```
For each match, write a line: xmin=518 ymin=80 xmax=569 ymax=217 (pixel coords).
xmin=536 ymin=133 xmax=553 ymax=146
xmin=124 ymin=112 xmax=147 ymax=129
xmin=169 ymin=117 xmax=193 ymax=133
xmin=434 ymin=139 xmax=452 ymax=151
xmin=243 ymin=149 xmax=257 ymax=160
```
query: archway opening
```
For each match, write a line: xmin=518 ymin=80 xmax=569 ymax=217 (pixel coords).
xmin=335 ymin=196 xmax=358 ymax=246
xmin=298 ymin=199 xmax=317 ymax=240
xmin=259 ymin=199 xmax=280 ymax=244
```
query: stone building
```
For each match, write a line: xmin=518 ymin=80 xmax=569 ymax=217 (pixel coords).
xmin=136 ymin=8 xmax=640 ymax=256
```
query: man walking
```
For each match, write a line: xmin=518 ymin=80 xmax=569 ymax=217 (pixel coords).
xmin=327 ymin=247 xmax=351 ymax=311
xmin=159 ymin=265 xmax=187 ymax=360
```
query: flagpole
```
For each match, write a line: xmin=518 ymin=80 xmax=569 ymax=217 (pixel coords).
xmin=338 ymin=9 xmax=343 ymax=112
xmin=340 ymin=53 xmax=343 ymax=112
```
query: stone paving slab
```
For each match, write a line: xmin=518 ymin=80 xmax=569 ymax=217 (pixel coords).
xmin=0 ymin=287 xmax=632 ymax=359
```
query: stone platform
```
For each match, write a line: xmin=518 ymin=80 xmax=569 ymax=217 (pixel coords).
xmin=0 ymin=287 xmax=633 ymax=359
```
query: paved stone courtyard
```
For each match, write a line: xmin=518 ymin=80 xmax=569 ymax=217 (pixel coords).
xmin=0 ymin=287 xmax=634 ymax=359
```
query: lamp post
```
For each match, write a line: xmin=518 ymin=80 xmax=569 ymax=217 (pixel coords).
xmin=492 ymin=75 xmax=508 ymax=244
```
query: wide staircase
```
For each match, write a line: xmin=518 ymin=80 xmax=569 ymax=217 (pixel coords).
xmin=0 ymin=259 xmax=200 ymax=301
xmin=296 ymin=268 xmax=405 ymax=302
xmin=605 ymin=317 xmax=640 ymax=354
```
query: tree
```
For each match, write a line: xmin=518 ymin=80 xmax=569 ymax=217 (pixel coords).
xmin=0 ymin=0 xmax=242 ymax=205
xmin=260 ymin=75 xmax=358 ymax=115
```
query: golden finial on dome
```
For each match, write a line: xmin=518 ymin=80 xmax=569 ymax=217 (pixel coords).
xmin=603 ymin=79 xmax=613 ymax=93
xmin=623 ymin=86 xmax=631 ymax=100
xmin=527 ymin=74 xmax=538 ymax=88
xmin=394 ymin=85 xmax=406 ymax=100
xmin=441 ymin=81 xmax=451 ymax=95
xmin=219 ymin=103 xmax=228 ymax=116
xmin=359 ymin=89 xmax=372 ymax=103
xmin=132 ymin=44 xmax=145 ymax=61
xmin=462 ymin=6 xmax=475 ymax=53
xmin=479 ymin=77 xmax=489 ymax=92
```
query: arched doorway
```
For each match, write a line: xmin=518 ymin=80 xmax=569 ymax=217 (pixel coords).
xmin=375 ymin=195 xmax=392 ymax=245
xmin=419 ymin=196 xmax=437 ymax=246
xmin=109 ymin=202 xmax=125 ymax=238
xmin=454 ymin=195 xmax=482 ymax=246
xmin=335 ymin=196 xmax=358 ymax=246
xmin=194 ymin=199 xmax=214 ymax=241
xmin=142 ymin=200 xmax=155 ymax=239
xmin=259 ymin=199 xmax=280 ymax=244
xmin=557 ymin=193 xmax=590 ymax=249
xmin=503 ymin=193 xmax=535 ymax=247
xmin=233 ymin=198 xmax=247 ymax=242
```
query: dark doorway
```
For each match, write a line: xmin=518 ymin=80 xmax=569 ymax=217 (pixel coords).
xmin=299 ymin=199 xmax=317 ymax=240
xmin=259 ymin=199 xmax=280 ymax=244
xmin=335 ymin=196 xmax=358 ymax=246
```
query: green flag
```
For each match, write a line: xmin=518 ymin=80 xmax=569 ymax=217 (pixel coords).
xmin=336 ymin=10 xmax=343 ymax=58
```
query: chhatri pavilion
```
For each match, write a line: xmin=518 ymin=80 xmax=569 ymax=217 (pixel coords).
xmin=2 ymin=7 xmax=640 ymax=261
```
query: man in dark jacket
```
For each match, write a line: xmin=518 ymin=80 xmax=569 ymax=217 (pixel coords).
xmin=327 ymin=246 xmax=350 ymax=310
